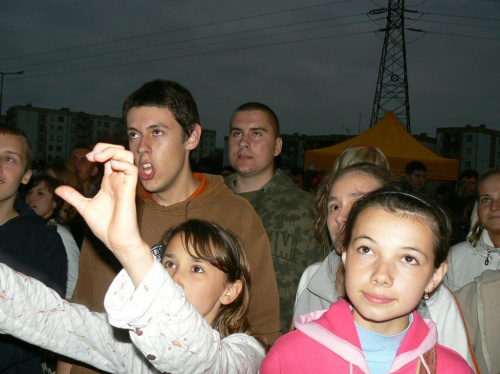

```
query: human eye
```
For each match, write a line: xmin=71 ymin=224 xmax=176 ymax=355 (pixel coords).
xmin=252 ymin=130 xmax=262 ymax=137
xmin=162 ymin=260 xmax=176 ymax=269
xmin=357 ymin=246 xmax=373 ymax=255
xmin=191 ymin=265 xmax=204 ymax=274
xmin=480 ymin=197 xmax=491 ymax=204
xmin=127 ymin=131 xmax=140 ymax=140
xmin=5 ymin=156 xmax=15 ymax=163
xmin=328 ymin=202 xmax=341 ymax=212
xmin=402 ymin=255 xmax=418 ymax=265
xmin=230 ymin=130 xmax=241 ymax=137
xmin=152 ymin=129 xmax=164 ymax=136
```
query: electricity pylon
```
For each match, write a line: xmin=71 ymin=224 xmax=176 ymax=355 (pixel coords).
xmin=370 ymin=0 xmax=411 ymax=132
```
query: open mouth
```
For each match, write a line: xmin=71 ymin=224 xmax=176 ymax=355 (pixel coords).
xmin=140 ymin=163 xmax=155 ymax=181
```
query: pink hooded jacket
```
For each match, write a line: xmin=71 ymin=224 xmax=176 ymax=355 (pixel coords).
xmin=261 ymin=299 xmax=473 ymax=374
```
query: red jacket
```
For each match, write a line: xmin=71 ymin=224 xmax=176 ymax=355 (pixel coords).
xmin=261 ymin=299 xmax=473 ymax=374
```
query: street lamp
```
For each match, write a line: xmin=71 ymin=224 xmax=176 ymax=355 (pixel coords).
xmin=0 ymin=70 xmax=24 ymax=117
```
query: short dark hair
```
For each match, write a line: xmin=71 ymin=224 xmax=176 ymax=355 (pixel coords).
xmin=72 ymin=143 xmax=92 ymax=152
xmin=230 ymin=102 xmax=280 ymax=136
xmin=405 ymin=160 xmax=427 ymax=175
xmin=0 ymin=124 xmax=33 ymax=171
xmin=459 ymin=169 xmax=479 ymax=181
xmin=122 ymin=79 xmax=200 ymax=141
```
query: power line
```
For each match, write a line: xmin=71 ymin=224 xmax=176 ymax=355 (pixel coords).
xmin=408 ymin=28 xmax=500 ymax=41
xmin=2 ymin=12 xmax=369 ymax=71
xmin=11 ymin=29 xmax=375 ymax=80
xmin=0 ymin=0 xmax=355 ymax=62
xmin=22 ymin=18 xmax=378 ymax=74
xmin=407 ymin=17 xmax=500 ymax=30
xmin=419 ymin=11 xmax=500 ymax=22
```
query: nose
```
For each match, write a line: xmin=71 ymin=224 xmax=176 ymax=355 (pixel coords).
xmin=370 ymin=259 xmax=394 ymax=287
xmin=336 ymin=201 xmax=354 ymax=225
xmin=136 ymin=136 xmax=151 ymax=156
xmin=238 ymin=133 xmax=250 ymax=149
xmin=171 ymin=269 xmax=184 ymax=289
xmin=25 ymin=193 xmax=34 ymax=204
xmin=335 ymin=207 xmax=348 ymax=225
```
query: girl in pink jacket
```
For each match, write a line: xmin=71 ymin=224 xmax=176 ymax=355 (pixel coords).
xmin=261 ymin=187 xmax=473 ymax=374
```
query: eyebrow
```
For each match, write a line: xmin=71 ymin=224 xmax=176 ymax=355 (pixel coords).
xmin=352 ymin=236 xmax=428 ymax=257
xmin=162 ymin=252 xmax=205 ymax=263
xmin=478 ymin=194 xmax=491 ymax=200
xmin=402 ymin=247 xmax=428 ymax=257
xmin=230 ymin=126 xmax=268 ymax=132
xmin=328 ymin=191 xmax=366 ymax=203
xmin=163 ymin=253 xmax=175 ymax=260
xmin=352 ymin=235 xmax=376 ymax=244
xmin=127 ymin=123 xmax=167 ymax=131
xmin=4 ymin=150 xmax=22 ymax=158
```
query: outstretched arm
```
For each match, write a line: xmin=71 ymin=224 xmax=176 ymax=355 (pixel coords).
xmin=56 ymin=143 xmax=153 ymax=287
xmin=0 ymin=263 xmax=150 ymax=373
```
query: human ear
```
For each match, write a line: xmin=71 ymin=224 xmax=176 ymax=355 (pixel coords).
xmin=21 ymin=169 xmax=32 ymax=185
xmin=425 ymin=261 xmax=448 ymax=294
xmin=274 ymin=137 xmax=282 ymax=157
xmin=219 ymin=280 xmax=242 ymax=305
xmin=341 ymin=251 xmax=347 ymax=266
xmin=185 ymin=124 xmax=201 ymax=151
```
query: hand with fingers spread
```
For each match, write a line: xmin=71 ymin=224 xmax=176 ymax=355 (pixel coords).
xmin=56 ymin=143 xmax=153 ymax=286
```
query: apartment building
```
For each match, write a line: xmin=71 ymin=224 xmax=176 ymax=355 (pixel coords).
xmin=437 ymin=124 xmax=500 ymax=173
xmin=6 ymin=105 xmax=126 ymax=162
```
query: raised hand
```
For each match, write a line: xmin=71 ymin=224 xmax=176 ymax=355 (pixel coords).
xmin=56 ymin=143 xmax=153 ymax=286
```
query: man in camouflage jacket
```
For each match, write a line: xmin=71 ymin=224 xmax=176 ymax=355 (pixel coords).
xmin=226 ymin=102 xmax=324 ymax=332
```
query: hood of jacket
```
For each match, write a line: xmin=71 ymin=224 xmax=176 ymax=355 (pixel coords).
xmin=295 ymin=299 xmax=438 ymax=374
xmin=306 ymin=250 xmax=342 ymax=304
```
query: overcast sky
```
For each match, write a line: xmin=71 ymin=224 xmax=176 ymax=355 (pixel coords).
xmin=1 ymin=0 xmax=499 ymax=146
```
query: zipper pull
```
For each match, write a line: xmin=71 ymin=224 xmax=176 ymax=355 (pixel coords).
xmin=485 ymin=254 xmax=491 ymax=266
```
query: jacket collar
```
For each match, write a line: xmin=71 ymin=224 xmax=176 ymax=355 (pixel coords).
xmin=295 ymin=299 xmax=438 ymax=373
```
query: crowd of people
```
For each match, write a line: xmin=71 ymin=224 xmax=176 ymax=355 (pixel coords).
xmin=0 ymin=78 xmax=498 ymax=374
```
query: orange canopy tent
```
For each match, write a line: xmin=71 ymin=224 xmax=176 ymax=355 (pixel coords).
xmin=304 ymin=111 xmax=459 ymax=181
